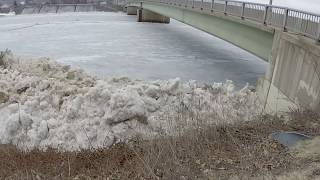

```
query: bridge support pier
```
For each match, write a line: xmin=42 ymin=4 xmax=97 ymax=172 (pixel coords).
xmin=257 ymin=31 xmax=320 ymax=112
xmin=127 ymin=6 xmax=138 ymax=15
xmin=123 ymin=6 xmax=127 ymax=12
xmin=137 ymin=9 xmax=170 ymax=23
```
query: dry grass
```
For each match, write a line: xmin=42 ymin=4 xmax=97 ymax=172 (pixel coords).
xmin=0 ymin=110 xmax=319 ymax=180
xmin=135 ymin=110 xmax=320 ymax=180
xmin=0 ymin=143 xmax=142 ymax=179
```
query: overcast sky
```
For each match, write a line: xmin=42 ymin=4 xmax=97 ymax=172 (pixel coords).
xmin=237 ymin=0 xmax=320 ymax=14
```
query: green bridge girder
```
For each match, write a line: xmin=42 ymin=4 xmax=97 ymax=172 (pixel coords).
xmin=134 ymin=2 xmax=275 ymax=61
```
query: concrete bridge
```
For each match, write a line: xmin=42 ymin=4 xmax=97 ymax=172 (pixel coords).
xmin=124 ymin=0 xmax=320 ymax=112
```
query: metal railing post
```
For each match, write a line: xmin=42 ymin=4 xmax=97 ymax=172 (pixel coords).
xmin=241 ymin=2 xmax=245 ymax=19
xmin=283 ymin=8 xmax=289 ymax=31
xmin=211 ymin=0 xmax=214 ymax=12
xmin=38 ymin=4 xmax=43 ymax=13
xmin=192 ymin=0 xmax=194 ymax=8
xmin=185 ymin=0 xmax=188 ymax=7
xmin=224 ymin=1 xmax=227 ymax=15
xmin=263 ymin=5 xmax=269 ymax=25
xmin=201 ymin=0 xmax=203 ymax=10
xmin=317 ymin=22 xmax=320 ymax=43
xmin=56 ymin=5 xmax=59 ymax=13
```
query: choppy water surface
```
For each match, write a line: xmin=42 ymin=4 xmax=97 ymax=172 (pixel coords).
xmin=0 ymin=12 xmax=267 ymax=87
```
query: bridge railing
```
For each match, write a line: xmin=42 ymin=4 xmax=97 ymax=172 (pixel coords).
xmin=126 ymin=0 xmax=320 ymax=41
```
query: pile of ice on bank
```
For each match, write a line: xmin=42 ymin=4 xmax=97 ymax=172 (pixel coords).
xmin=0 ymin=52 xmax=262 ymax=151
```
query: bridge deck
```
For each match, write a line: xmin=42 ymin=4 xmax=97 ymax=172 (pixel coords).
xmin=127 ymin=0 xmax=320 ymax=41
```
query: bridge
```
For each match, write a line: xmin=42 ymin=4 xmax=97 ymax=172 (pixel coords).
xmin=124 ymin=0 xmax=320 ymax=112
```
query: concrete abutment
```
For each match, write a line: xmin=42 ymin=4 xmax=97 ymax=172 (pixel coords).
xmin=258 ymin=31 xmax=320 ymax=112
xmin=137 ymin=9 xmax=170 ymax=23
xmin=127 ymin=6 xmax=138 ymax=15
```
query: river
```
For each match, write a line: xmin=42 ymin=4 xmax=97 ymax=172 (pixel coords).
xmin=0 ymin=12 xmax=267 ymax=87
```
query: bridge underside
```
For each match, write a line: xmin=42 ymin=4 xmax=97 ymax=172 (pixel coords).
xmin=127 ymin=2 xmax=320 ymax=112
xmin=130 ymin=2 xmax=274 ymax=61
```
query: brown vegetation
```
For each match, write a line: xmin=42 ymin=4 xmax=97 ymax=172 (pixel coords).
xmin=0 ymin=110 xmax=319 ymax=180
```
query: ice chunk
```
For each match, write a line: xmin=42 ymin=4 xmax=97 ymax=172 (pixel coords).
xmin=0 ymin=53 xmax=262 ymax=151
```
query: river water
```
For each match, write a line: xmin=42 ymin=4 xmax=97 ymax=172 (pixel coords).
xmin=0 ymin=12 xmax=267 ymax=87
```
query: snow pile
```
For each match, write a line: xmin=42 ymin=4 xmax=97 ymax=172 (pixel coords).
xmin=0 ymin=52 xmax=262 ymax=151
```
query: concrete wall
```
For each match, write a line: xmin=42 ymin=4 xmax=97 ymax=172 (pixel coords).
xmin=137 ymin=9 xmax=170 ymax=23
xmin=127 ymin=6 xmax=137 ymax=15
xmin=258 ymin=31 xmax=320 ymax=112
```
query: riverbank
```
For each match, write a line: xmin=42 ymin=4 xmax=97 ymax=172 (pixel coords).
xmin=0 ymin=51 xmax=319 ymax=179
xmin=0 ymin=111 xmax=319 ymax=179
